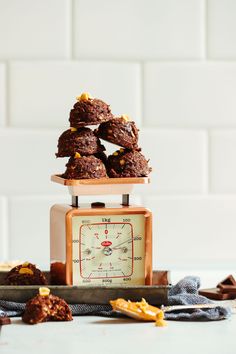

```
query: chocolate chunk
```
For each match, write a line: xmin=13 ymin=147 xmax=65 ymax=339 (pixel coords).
xmin=22 ymin=293 xmax=73 ymax=324
xmin=56 ymin=127 xmax=105 ymax=158
xmin=199 ymin=288 xmax=232 ymax=300
xmin=218 ymin=284 xmax=236 ymax=294
xmin=63 ymin=155 xmax=107 ymax=180
xmin=200 ymin=275 xmax=236 ymax=299
xmin=107 ymin=149 xmax=151 ymax=178
xmin=4 ymin=262 xmax=47 ymax=286
xmin=217 ymin=275 xmax=236 ymax=288
xmin=96 ymin=116 xmax=139 ymax=149
xmin=69 ymin=96 xmax=113 ymax=128
xmin=0 ymin=316 xmax=11 ymax=325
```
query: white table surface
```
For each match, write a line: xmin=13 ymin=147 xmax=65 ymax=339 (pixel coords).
xmin=1 ymin=271 xmax=236 ymax=354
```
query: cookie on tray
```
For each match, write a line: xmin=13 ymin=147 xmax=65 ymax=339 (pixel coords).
xmin=4 ymin=262 xmax=47 ymax=286
xmin=96 ymin=115 xmax=139 ymax=149
xmin=69 ymin=93 xmax=113 ymax=128
xmin=62 ymin=154 xmax=107 ymax=180
xmin=22 ymin=287 xmax=73 ymax=324
xmin=107 ymin=149 xmax=151 ymax=178
xmin=56 ymin=127 xmax=105 ymax=157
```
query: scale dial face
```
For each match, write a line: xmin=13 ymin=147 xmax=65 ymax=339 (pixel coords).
xmin=72 ymin=214 xmax=146 ymax=285
xmin=80 ymin=222 xmax=134 ymax=279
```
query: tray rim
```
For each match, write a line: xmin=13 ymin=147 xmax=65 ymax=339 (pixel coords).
xmin=0 ymin=285 xmax=170 ymax=305
xmin=51 ymin=175 xmax=150 ymax=186
xmin=0 ymin=284 xmax=171 ymax=290
xmin=0 ymin=271 xmax=170 ymax=305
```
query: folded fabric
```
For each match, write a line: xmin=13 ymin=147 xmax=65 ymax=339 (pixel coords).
xmin=0 ymin=300 xmax=114 ymax=318
xmin=165 ymin=276 xmax=231 ymax=321
xmin=0 ymin=276 xmax=231 ymax=321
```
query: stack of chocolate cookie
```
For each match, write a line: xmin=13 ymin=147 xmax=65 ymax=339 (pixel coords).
xmin=56 ymin=93 xmax=151 ymax=179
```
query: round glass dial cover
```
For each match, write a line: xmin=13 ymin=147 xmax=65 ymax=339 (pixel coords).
xmin=79 ymin=223 xmax=134 ymax=279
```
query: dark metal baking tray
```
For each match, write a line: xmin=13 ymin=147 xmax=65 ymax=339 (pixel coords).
xmin=0 ymin=271 xmax=170 ymax=305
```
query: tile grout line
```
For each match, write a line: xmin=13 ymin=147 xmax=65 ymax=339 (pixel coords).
xmin=5 ymin=58 xmax=236 ymax=64
xmin=204 ymin=0 xmax=208 ymax=60
xmin=4 ymin=60 xmax=10 ymax=126
xmin=139 ymin=61 xmax=145 ymax=128
xmin=2 ymin=197 xmax=9 ymax=260
xmin=204 ymin=129 xmax=210 ymax=195
xmin=68 ymin=0 xmax=74 ymax=60
xmin=207 ymin=129 xmax=212 ymax=194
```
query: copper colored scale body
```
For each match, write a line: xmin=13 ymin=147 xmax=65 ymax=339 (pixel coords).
xmin=50 ymin=176 xmax=152 ymax=286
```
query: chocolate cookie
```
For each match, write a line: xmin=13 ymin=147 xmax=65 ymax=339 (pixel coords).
xmin=4 ymin=262 xmax=47 ymax=286
xmin=63 ymin=154 xmax=107 ymax=179
xmin=107 ymin=149 xmax=151 ymax=178
xmin=22 ymin=288 xmax=73 ymax=324
xmin=69 ymin=93 xmax=113 ymax=128
xmin=56 ymin=127 xmax=105 ymax=157
xmin=96 ymin=115 xmax=139 ymax=149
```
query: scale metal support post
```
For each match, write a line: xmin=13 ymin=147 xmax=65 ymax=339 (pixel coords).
xmin=72 ymin=196 xmax=79 ymax=208
xmin=122 ymin=194 xmax=130 ymax=206
xmin=72 ymin=194 xmax=130 ymax=207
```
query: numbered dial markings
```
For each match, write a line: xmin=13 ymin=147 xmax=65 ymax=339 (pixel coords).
xmin=79 ymin=223 xmax=134 ymax=279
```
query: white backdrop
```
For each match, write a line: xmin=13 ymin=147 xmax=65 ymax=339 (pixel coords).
xmin=0 ymin=0 xmax=236 ymax=271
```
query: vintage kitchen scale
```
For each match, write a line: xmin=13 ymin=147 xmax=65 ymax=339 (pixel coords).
xmin=50 ymin=175 xmax=153 ymax=287
xmin=0 ymin=175 xmax=170 ymax=305
xmin=0 ymin=91 xmax=171 ymax=306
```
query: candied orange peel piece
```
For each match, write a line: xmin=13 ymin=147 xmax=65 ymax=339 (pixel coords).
xmin=121 ymin=114 xmax=130 ymax=122
xmin=155 ymin=309 xmax=167 ymax=326
xmin=74 ymin=152 xmax=81 ymax=158
xmin=19 ymin=267 xmax=33 ymax=275
xmin=39 ymin=287 xmax=50 ymax=296
xmin=76 ymin=92 xmax=91 ymax=101
xmin=156 ymin=318 xmax=167 ymax=327
xmin=110 ymin=298 xmax=166 ymax=325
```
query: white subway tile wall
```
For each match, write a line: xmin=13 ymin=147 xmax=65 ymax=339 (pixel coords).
xmin=208 ymin=0 xmax=236 ymax=59
xmin=0 ymin=197 xmax=7 ymax=260
xmin=210 ymin=130 xmax=236 ymax=193
xmin=74 ymin=0 xmax=205 ymax=59
xmin=8 ymin=196 xmax=69 ymax=267
xmin=144 ymin=62 xmax=236 ymax=128
xmin=0 ymin=0 xmax=71 ymax=59
xmin=139 ymin=129 xmax=208 ymax=194
xmin=0 ymin=0 xmax=236 ymax=269
xmin=0 ymin=63 xmax=6 ymax=126
xmin=145 ymin=196 xmax=236 ymax=269
xmin=0 ymin=129 xmax=66 ymax=195
xmin=10 ymin=62 xmax=141 ymax=128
